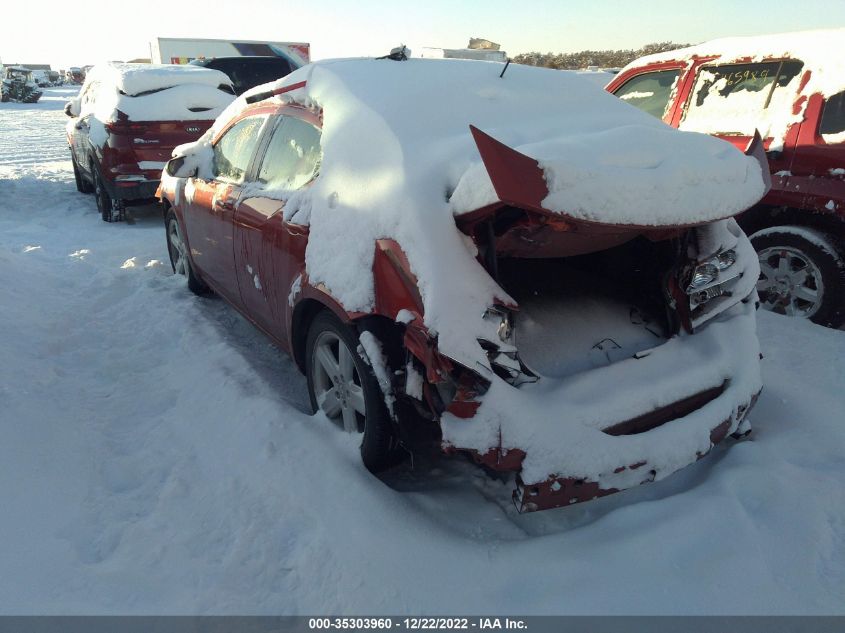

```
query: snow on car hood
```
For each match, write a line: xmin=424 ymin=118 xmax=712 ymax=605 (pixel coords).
xmin=172 ymin=58 xmax=767 ymax=372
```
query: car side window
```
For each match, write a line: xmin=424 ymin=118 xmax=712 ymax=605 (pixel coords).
xmin=256 ymin=116 xmax=322 ymax=191
xmin=680 ymin=60 xmax=804 ymax=135
xmin=212 ymin=116 xmax=266 ymax=184
xmin=820 ymin=91 xmax=845 ymax=138
xmin=612 ymin=69 xmax=681 ymax=119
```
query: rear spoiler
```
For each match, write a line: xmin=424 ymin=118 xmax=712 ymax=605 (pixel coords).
xmin=744 ymin=130 xmax=772 ymax=192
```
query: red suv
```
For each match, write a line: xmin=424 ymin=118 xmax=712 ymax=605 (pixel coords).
xmin=607 ymin=29 xmax=845 ymax=327
xmin=159 ymin=59 xmax=768 ymax=512
xmin=65 ymin=63 xmax=235 ymax=222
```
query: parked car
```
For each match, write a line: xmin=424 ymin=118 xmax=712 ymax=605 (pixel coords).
xmin=189 ymin=55 xmax=301 ymax=95
xmin=65 ymin=63 xmax=235 ymax=222
xmin=607 ymin=28 xmax=845 ymax=327
xmin=30 ymin=69 xmax=50 ymax=87
xmin=159 ymin=58 xmax=769 ymax=512
xmin=66 ymin=67 xmax=85 ymax=85
xmin=1 ymin=66 xmax=42 ymax=103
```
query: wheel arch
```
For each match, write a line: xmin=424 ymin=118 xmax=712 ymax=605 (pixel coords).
xmin=738 ymin=204 xmax=845 ymax=251
xmin=291 ymin=298 xmax=407 ymax=375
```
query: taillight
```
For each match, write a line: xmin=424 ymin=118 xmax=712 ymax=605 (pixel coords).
xmin=105 ymin=121 xmax=148 ymax=134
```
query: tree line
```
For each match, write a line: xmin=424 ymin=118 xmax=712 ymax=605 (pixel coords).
xmin=513 ymin=42 xmax=692 ymax=70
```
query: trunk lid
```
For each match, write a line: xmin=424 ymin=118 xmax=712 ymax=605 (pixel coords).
xmin=453 ymin=126 xmax=771 ymax=259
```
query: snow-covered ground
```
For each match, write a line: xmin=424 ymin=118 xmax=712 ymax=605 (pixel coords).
xmin=1 ymin=87 xmax=844 ymax=615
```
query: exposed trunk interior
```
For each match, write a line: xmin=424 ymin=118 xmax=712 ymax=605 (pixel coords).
xmin=497 ymin=236 xmax=679 ymax=380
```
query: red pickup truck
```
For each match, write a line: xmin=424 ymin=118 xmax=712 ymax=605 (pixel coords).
xmin=607 ymin=29 xmax=845 ymax=327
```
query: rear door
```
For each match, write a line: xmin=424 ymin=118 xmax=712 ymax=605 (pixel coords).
xmin=183 ymin=114 xmax=268 ymax=303
xmin=789 ymin=89 xmax=845 ymax=213
xmin=233 ymin=109 xmax=321 ymax=341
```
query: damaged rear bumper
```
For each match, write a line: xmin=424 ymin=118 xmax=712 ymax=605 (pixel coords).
xmin=512 ymin=390 xmax=759 ymax=512
xmin=441 ymin=298 xmax=763 ymax=513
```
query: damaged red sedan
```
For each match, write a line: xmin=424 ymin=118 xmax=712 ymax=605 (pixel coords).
xmin=158 ymin=58 xmax=770 ymax=512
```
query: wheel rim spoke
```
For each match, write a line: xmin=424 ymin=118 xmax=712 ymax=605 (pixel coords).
xmin=316 ymin=344 xmax=340 ymax=377
xmin=338 ymin=343 xmax=355 ymax=383
xmin=793 ymin=285 xmax=819 ymax=304
xmin=758 ymin=261 xmax=776 ymax=280
xmin=347 ymin=384 xmax=366 ymax=415
xmin=340 ymin=403 xmax=358 ymax=432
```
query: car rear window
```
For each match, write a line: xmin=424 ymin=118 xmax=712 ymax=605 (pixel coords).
xmin=613 ymin=69 xmax=681 ymax=119
xmin=680 ymin=60 xmax=804 ymax=136
xmin=214 ymin=59 xmax=294 ymax=95
xmin=820 ymin=90 xmax=845 ymax=138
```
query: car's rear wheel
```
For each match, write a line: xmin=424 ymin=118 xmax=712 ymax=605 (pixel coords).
xmin=305 ymin=311 xmax=401 ymax=473
xmin=751 ymin=226 xmax=845 ymax=328
xmin=165 ymin=209 xmax=210 ymax=296
xmin=93 ymin=167 xmax=124 ymax=223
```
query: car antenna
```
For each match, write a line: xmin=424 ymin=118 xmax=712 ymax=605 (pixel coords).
xmin=377 ymin=45 xmax=410 ymax=61
xmin=499 ymin=58 xmax=511 ymax=78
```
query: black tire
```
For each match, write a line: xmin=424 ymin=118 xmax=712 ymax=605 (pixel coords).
xmin=165 ymin=209 xmax=210 ymax=296
xmin=751 ymin=226 xmax=845 ymax=328
xmin=93 ymin=166 xmax=124 ymax=222
xmin=305 ymin=310 xmax=403 ymax=473
xmin=71 ymin=155 xmax=93 ymax=193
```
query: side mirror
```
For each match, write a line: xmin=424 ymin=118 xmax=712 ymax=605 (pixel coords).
xmin=64 ymin=99 xmax=80 ymax=117
xmin=165 ymin=156 xmax=196 ymax=178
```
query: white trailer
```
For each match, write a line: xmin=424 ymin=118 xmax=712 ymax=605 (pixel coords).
xmin=151 ymin=38 xmax=310 ymax=66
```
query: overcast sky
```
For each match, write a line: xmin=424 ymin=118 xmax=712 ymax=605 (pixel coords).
xmin=3 ymin=0 xmax=845 ymax=69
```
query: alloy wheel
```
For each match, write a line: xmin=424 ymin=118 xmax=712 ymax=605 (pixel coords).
xmin=167 ymin=218 xmax=188 ymax=276
xmin=311 ymin=330 xmax=367 ymax=433
xmin=756 ymin=246 xmax=825 ymax=318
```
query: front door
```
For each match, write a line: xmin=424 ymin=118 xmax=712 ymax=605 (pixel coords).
xmin=233 ymin=112 xmax=322 ymax=343
xmin=182 ymin=114 xmax=267 ymax=302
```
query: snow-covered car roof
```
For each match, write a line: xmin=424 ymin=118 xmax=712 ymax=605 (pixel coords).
xmin=86 ymin=62 xmax=232 ymax=96
xmin=621 ymin=27 xmax=845 ymax=98
xmin=171 ymin=57 xmax=767 ymax=371
xmin=70 ymin=62 xmax=235 ymax=124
